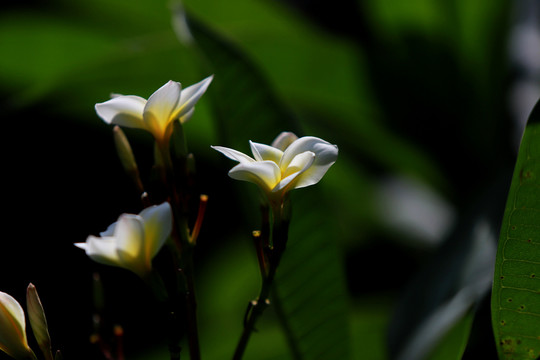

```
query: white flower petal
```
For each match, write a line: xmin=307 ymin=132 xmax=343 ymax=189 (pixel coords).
xmin=282 ymin=151 xmax=316 ymax=178
xmin=274 ymin=151 xmax=315 ymax=192
xmin=249 ymin=141 xmax=283 ymax=163
xmin=0 ymin=292 xmax=34 ymax=360
xmin=77 ymin=236 xmax=121 ymax=267
xmin=139 ymin=202 xmax=172 ymax=259
xmin=228 ymin=161 xmax=281 ymax=192
xmin=271 ymin=132 xmax=298 ymax=151
xmin=293 ymin=148 xmax=338 ymax=189
xmin=95 ymin=96 xmax=147 ymax=129
xmin=99 ymin=221 xmax=117 ymax=237
xmin=179 ymin=107 xmax=195 ymax=124
xmin=211 ymin=146 xmax=255 ymax=163
xmin=173 ymin=75 xmax=214 ymax=120
xmin=143 ymin=81 xmax=182 ymax=138
xmin=280 ymin=136 xmax=338 ymax=189
xmin=114 ymin=215 xmax=146 ymax=267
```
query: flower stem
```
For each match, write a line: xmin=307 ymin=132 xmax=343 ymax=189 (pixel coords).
xmin=232 ymin=275 xmax=274 ymax=360
xmin=158 ymin=140 xmax=201 ymax=360
xmin=183 ymin=254 xmax=201 ymax=360
xmin=232 ymin=201 xmax=290 ymax=360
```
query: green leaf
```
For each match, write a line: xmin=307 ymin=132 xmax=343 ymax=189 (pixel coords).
xmin=0 ymin=13 xmax=117 ymax=104
xmin=179 ymin=11 xmax=303 ymax=148
xmin=350 ymin=298 xmax=392 ymax=360
xmin=272 ymin=190 xmax=353 ymax=360
xmin=491 ymin=99 xmax=540 ymax=360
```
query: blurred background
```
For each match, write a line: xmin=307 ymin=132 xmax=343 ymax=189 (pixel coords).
xmin=0 ymin=0 xmax=539 ymax=359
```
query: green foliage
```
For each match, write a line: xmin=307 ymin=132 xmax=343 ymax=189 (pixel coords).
xmin=273 ymin=191 xmax=352 ymax=359
xmin=491 ymin=100 xmax=540 ymax=360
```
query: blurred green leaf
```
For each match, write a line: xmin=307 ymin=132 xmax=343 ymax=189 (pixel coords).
xmin=388 ymin=189 xmax=502 ymax=360
xmin=350 ymin=298 xmax=392 ymax=360
xmin=0 ymin=13 xmax=117 ymax=104
xmin=491 ymin=99 xmax=540 ymax=360
xmin=196 ymin=243 xmax=290 ymax=360
xmin=179 ymin=11 xmax=303 ymax=147
xmin=362 ymin=0 xmax=450 ymax=40
xmin=273 ymin=191 xmax=353 ymax=360
xmin=426 ymin=310 xmax=474 ymax=360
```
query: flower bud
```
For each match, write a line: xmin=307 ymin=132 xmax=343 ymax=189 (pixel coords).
xmin=26 ymin=284 xmax=53 ymax=360
xmin=113 ymin=126 xmax=144 ymax=194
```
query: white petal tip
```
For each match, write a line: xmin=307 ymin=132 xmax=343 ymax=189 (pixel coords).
xmin=74 ymin=243 xmax=87 ymax=250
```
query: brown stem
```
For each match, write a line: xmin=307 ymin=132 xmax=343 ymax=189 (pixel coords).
xmin=232 ymin=201 xmax=290 ymax=360
xmin=232 ymin=276 xmax=274 ymax=360
xmin=157 ymin=140 xmax=201 ymax=360
xmin=184 ymin=255 xmax=201 ymax=360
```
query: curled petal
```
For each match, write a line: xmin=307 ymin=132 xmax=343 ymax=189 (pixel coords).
xmin=143 ymin=81 xmax=182 ymax=139
xmin=76 ymin=237 xmax=121 ymax=268
xmin=179 ymin=107 xmax=195 ymax=123
xmin=114 ymin=215 xmax=146 ymax=270
xmin=280 ymin=137 xmax=338 ymax=189
xmin=211 ymin=146 xmax=255 ymax=163
xmin=274 ymin=151 xmax=315 ymax=192
xmin=139 ymin=202 xmax=172 ymax=260
xmin=282 ymin=151 xmax=316 ymax=179
xmin=173 ymin=75 xmax=214 ymax=121
xmin=0 ymin=292 xmax=35 ymax=360
xmin=249 ymin=141 xmax=283 ymax=163
xmin=228 ymin=161 xmax=281 ymax=192
xmin=99 ymin=220 xmax=117 ymax=237
xmin=271 ymin=132 xmax=298 ymax=151
xmin=95 ymin=96 xmax=147 ymax=129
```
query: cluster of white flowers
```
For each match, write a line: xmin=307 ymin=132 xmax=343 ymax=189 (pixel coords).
xmin=0 ymin=76 xmax=338 ymax=360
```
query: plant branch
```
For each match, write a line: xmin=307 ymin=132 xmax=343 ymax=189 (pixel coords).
xmin=232 ymin=200 xmax=290 ymax=360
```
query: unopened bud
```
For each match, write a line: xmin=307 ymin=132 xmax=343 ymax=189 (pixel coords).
xmin=26 ymin=284 xmax=53 ymax=360
xmin=271 ymin=132 xmax=298 ymax=151
xmin=113 ymin=126 xmax=144 ymax=194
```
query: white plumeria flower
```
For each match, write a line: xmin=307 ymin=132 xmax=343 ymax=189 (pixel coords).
xmin=212 ymin=132 xmax=338 ymax=201
xmin=95 ymin=76 xmax=213 ymax=144
xmin=0 ymin=292 xmax=36 ymax=360
xmin=75 ymin=202 xmax=173 ymax=278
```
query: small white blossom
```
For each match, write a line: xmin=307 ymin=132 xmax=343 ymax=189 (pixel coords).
xmin=95 ymin=76 xmax=213 ymax=143
xmin=212 ymin=132 xmax=338 ymax=201
xmin=75 ymin=202 xmax=172 ymax=278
